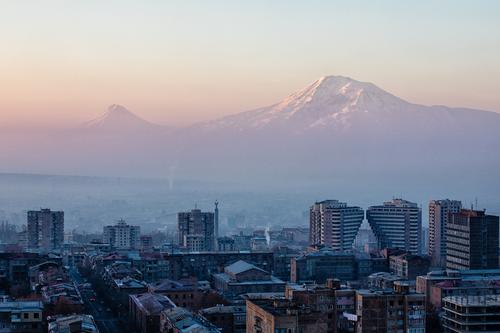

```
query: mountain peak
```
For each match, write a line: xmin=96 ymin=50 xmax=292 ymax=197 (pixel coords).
xmin=81 ymin=104 xmax=160 ymax=131
xmin=273 ymin=75 xmax=405 ymax=118
xmin=281 ymin=75 xmax=388 ymax=106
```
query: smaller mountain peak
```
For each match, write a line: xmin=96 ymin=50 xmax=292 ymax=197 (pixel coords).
xmin=106 ymin=104 xmax=133 ymax=115
xmin=81 ymin=104 xmax=161 ymax=131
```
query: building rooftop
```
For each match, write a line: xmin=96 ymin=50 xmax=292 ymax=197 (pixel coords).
xmin=369 ymin=198 xmax=418 ymax=208
xmin=214 ymin=272 xmax=284 ymax=285
xmin=420 ymin=269 xmax=500 ymax=281
xmin=298 ymin=248 xmax=355 ymax=259
xmin=130 ymin=293 xmax=175 ymax=315
xmin=368 ymin=272 xmax=402 ymax=281
xmin=356 ymin=288 xmax=422 ymax=297
xmin=240 ymin=292 xmax=285 ymax=300
xmin=0 ymin=301 xmax=43 ymax=312
xmin=149 ymin=279 xmax=198 ymax=292
xmin=247 ymin=298 xmax=315 ymax=318
xmin=162 ymin=307 xmax=220 ymax=333
xmin=113 ymin=277 xmax=147 ymax=289
xmin=285 ymin=282 xmax=342 ymax=293
xmin=444 ymin=294 xmax=500 ymax=307
xmin=48 ymin=314 xmax=98 ymax=333
xmin=200 ymin=305 xmax=246 ymax=315
xmin=225 ymin=260 xmax=267 ymax=275
xmin=42 ymin=282 xmax=83 ymax=305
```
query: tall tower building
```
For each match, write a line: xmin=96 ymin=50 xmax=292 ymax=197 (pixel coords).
xmin=27 ymin=208 xmax=64 ymax=252
xmin=367 ymin=199 xmax=422 ymax=254
xmin=103 ymin=219 xmax=141 ymax=249
xmin=446 ymin=209 xmax=499 ymax=270
xmin=178 ymin=208 xmax=215 ymax=252
xmin=309 ymin=200 xmax=364 ymax=251
xmin=428 ymin=199 xmax=462 ymax=267
xmin=214 ymin=201 xmax=219 ymax=240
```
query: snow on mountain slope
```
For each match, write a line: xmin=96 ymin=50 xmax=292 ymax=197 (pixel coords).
xmin=199 ymin=76 xmax=422 ymax=132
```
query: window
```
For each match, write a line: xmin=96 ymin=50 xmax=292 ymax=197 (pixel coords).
xmin=34 ymin=313 xmax=39 ymax=319
xmin=24 ymin=313 xmax=29 ymax=319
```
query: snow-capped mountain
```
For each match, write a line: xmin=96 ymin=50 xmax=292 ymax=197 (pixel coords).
xmin=200 ymin=76 xmax=414 ymax=132
xmin=176 ymin=75 xmax=500 ymax=189
xmin=81 ymin=104 xmax=164 ymax=132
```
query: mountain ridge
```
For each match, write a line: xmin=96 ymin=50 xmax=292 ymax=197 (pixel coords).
xmin=73 ymin=76 xmax=500 ymax=133
xmin=2 ymin=75 xmax=500 ymax=195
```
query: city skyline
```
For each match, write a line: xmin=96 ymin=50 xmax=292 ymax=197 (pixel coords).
xmin=1 ymin=2 xmax=500 ymax=333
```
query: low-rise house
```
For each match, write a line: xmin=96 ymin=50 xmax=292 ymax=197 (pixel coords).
xmin=213 ymin=261 xmax=285 ymax=300
xmin=110 ymin=277 xmax=148 ymax=314
xmin=0 ymin=301 xmax=44 ymax=333
xmin=0 ymin=253 xmax=61 ymax=297
xmin=29 ymin=261 xmax=68 ymax=292
xmin=149 ymin=278 xmax=207 ymax=309
xmin=355 ymin=283 xmax=425 ymax=333
xmin=367 ymin=272 xmax=405 ymax=290
xmin=42 ymin=282 xmax=84 ymax=314
xmin=47 ymin=314 xmax=99 ymax=333
xmin=246 ymin=297 xmax=333 ymax=333
xmin=129 ymin=293 xmax=176 ymax=333
xmin=149 ymin=278 xmax=219 ymax=307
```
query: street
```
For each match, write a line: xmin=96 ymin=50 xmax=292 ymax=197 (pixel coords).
xmin=70 ymin=269 xmax=124 ymax=333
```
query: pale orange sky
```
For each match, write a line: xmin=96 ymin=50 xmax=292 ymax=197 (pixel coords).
xmin=1 ymin=1 xmax=499 ymax=127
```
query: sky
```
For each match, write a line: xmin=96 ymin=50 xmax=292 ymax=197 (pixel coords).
xmin=1 ymin=0 xmax=499 ymax=127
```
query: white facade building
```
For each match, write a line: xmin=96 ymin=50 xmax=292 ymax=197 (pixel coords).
xmin=367 ymin=199 xmax=422 ymax=254
xmin=309 ymin=200 xmax=364 ymax=250
xmin=103 ymin=219 xmax=140 ymax=249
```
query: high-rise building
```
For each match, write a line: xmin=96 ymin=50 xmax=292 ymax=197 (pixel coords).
xmin=27 ymin=209 xmax=64 ymax=251
xmin=367 ymin=199 xmax=422 ymax=254
xmin=214 ymin=201 xmax=219 ymax=240
xmin=446 ymin=209 xmax=499 ymax=270
xmin=428 ymin=199 xmax=462 ymax=267
xmin=178 ymin=208 xmax=215 ymax=252
xmin=309 ymin=200 xmax=364 ymax=250
xmin=103 ymin=219 xmax=140 ymax=249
